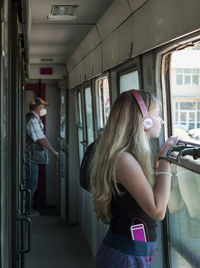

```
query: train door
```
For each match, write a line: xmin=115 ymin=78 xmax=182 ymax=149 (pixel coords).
xmin=12 ymin=5 xmax=31 ymax=268
xmin=0 ymin=1 xmax=12 ymax=267
xmin=8 ymin=2 xmax=30 ymax=268
xmin=160 ymin=41 xmax=200 ymax=267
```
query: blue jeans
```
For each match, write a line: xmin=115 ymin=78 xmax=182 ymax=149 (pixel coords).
xmin=26 ymin=162 xmax=39 ymax=199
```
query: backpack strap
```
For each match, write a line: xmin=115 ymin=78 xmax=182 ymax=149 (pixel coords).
xmin=26 ymin=112 xmax=38 ymax=144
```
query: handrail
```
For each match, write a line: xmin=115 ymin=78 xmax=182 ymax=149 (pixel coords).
xmin=166 ymin=141 xmax=200 ymax=175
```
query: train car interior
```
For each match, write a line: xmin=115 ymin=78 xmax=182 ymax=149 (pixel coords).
xmin=1 ymin=0 xmax=200 ymax=268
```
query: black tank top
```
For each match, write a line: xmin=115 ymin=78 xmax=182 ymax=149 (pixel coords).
xmin=110 ymin=184 xmax=157 ymax=242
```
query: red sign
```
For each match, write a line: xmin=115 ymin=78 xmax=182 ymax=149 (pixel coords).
xmin=40 ymin=68 xmax=53 ymax=75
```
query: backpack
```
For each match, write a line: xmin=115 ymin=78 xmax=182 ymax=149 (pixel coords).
xmin=26 ymin=112 xmax=48 ymax=164
xmin=79 ymin=138 xmax=99 ymax=192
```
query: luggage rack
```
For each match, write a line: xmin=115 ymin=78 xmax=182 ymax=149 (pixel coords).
xmin=166 ymin=141 xmax=200 ymax=174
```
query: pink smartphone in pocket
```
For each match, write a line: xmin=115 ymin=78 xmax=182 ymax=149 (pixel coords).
xmin=130 ymin=223 xmax=146 ymax=242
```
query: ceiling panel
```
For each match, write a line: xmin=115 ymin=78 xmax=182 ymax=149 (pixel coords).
xmin=27 ymin=0 xmax=113 ymax=69
xmin=31 ymin=0 xmax=113 ymax=23
xmin=30 ymin=25 xmax=92 ymax=44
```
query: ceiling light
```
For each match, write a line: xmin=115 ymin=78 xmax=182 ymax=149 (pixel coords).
xmin=51 ymin=5 xmax=78 ymax=16
xmin=41 ymin=58 xmax=53 ymax=63
xmin=47 ymin=6 xmax=78 ymax=22
xmin=47 ymin=14 xmax=77 ymax=21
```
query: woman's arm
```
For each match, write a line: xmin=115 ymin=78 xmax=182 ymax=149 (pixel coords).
xmin=116 ymin=136 xmax=178 ymax=220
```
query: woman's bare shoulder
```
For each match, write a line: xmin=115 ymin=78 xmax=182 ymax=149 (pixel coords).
xmin=117 ymin=151 xmax=138 ymax=166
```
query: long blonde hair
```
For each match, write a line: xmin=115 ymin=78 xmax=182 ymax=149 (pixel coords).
xmin=90 ymin=90 xmax=158 ymax=224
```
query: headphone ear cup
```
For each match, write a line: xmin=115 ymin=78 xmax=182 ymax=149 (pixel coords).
xmin=143 ymin=117 xmax=154 ymax=131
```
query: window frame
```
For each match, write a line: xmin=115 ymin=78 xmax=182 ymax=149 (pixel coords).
xmin=94 ymin=74 xmax=111 ymax=132
xmin=156 ymin=34 xmax=200 ymax=268
xmin=158 ymin=41 xmax=200 ymax=174
xmin=116 ymin=57 xmax=142 ymax=95
xmin=83 ymin=83 xmax=95 ymax=146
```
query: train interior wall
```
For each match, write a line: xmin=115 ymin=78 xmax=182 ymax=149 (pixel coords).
xmin=65 ymin=51 xmax=164 ymax=268
xmin=65 ymin=0 xmax=200 ymax=260
xmin=1 ymin=0 xmax=200 ymax=267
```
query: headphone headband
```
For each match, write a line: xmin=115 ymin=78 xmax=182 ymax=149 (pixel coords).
xmin=130 ymin=90 xmax=149 ymax=118
xmin=130 ymin=90 xmax=153 ymax=131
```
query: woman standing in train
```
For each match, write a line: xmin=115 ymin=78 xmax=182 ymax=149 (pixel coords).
xmin=91 ymin=89 xmax=178 ymax=267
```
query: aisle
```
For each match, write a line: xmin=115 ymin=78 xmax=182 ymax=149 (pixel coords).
xmin=25 ymin=215 xmax=93 ymax=268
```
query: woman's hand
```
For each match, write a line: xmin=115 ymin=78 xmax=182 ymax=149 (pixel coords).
xmin=154 ymin=136 xmax=179 ymax=171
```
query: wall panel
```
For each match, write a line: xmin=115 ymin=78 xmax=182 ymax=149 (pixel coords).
xmin=102 ymin=16 xmax=132 ymax=71
xmin=127 ymin=0 xmax=149 ymax=13
xmin=131 ymin=0 xmax=200 ymax=58
xmin=67 ymin=26 xmax=101 ymax=72
xmin=84 ymin=45 xmax=102 ymax=81
xmin=68 ymin=63 xmax=85 ymax=89
xmin=96 ymin=0 xmax=131 ymax=40
xmin=29 ymin=64 xmax=66 ymax=79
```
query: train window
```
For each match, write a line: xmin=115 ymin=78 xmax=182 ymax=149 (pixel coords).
xmin=166 ymin=43 xmax=200 ymax=267
xmin=77 ymin=91 xmax=84 ymax=164
xmin=95 ymin=77 xmax=110 ymax=130
xmin=170 ymin=45 xmax=200 ymax=144
xmin=119 ymin=70 xmax=139 ymax=93
xmin=84 ymin=86 xmax=94 ymax=145
xmin=168 ymin=165 xmax=200 ymax=267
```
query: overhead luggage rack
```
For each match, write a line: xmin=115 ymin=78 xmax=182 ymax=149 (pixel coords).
xmin=166 ymin=141 xmax=200 ymax=174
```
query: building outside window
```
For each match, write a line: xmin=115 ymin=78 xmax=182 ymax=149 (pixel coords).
xmin=170 ymin=49 xmax=200 ymax=140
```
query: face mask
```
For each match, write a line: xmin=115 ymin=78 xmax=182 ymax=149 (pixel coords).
xmin=40 ymin=108 xmax=47 ymax=117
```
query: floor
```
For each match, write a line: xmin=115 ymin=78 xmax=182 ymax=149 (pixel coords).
xmin=24 ymin=213 xmax=94 ymax=268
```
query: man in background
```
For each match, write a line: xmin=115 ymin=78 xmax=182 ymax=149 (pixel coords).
xmin=26 ymin=97 xmax=59 ymax=215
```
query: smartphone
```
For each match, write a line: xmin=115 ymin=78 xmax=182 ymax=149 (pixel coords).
xmin=130 ymin=223 xmax=146 ymax=242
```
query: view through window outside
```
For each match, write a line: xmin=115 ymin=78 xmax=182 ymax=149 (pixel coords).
xmin=168 ymin=43 xmax=200 ymax=267
xmin=96 ymin=77 xmax=110 ymax=130
xmin=170 ymin=44 xmax=200 ymax=144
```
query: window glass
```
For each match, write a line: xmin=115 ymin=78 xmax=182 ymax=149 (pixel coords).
xmin=95 ymin=77 xmax=110 ymax=130
xmin=176 ymin=68 xmax=200 ymax=86
xmin=197 ymin=112 xmax=200 ymax=121
xmin=85 ymin=87 xmax=94 ymax=145
xmin=170 ymin=47 xmax=200 ymax=144
xmin=168 ymin=44 xmax=200 ymax=268
xmin=78 ymin=92 xmax=83 ymax=125
xmin=77 ymin=92 xmax=84 ymax=164
xmin=175 ymin=111 xmax=178 ymax=121
xmin=180 ymin=112 xmax=186 ymax=122
xmin=120 ymin=70 xmax=139 ymax=93
xmin=184 ymin=68 xmax=191 ymax=74
xmin=176 ymin=75 xmax=183 ymax=85
xmin=177 ymin=68 xmax=183 ymax=74
xmin=168 ymin=165 xmax=200 ymax=268
xmin=78 ymin=128 xmax=84 ymax=164
xmin=192 ymin=75 xmax=199 ymax=85
xmin=184 ymin=75 xmax=191 ymax=85
xmin=180 ymin=102 xmax=196 ymax=110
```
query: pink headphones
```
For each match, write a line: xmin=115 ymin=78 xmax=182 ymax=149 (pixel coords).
xmin=130 ymin=90 xmax=154 ymax=131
